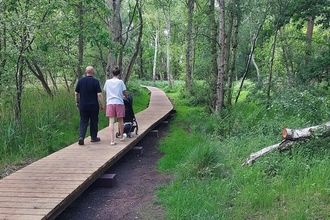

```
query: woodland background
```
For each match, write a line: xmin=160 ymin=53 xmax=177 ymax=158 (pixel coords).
xmin=1 ymin=0 xmax=330 ymax=117
xmin=1 ymin=0 xmax=330 ymax=218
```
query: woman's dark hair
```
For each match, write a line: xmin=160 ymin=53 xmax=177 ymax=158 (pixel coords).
xmin=112 ymin=67 xmax=121 ymax=76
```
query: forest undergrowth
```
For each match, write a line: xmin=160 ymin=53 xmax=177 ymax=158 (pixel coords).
xmin=150 ymin=80 xmax=330 ymax=219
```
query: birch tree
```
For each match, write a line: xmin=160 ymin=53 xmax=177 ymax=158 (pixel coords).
xmin=152 ymin=28 xmax=159 ymax=82
xmin=155 ymin=0 xmax=174 ymax=88
xmin=215 ymin=0 xmax=225 ymax=112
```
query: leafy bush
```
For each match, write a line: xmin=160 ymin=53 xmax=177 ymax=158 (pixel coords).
xmin=272 ymin=87 xmax=330 ymax=124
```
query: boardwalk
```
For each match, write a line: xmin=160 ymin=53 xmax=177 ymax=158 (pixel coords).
xmin=0 ymin=86 xmax=173 ymax=220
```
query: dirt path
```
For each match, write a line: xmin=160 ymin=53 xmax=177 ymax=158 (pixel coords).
xmin=56 ymin=122 xmax=172 ymax=220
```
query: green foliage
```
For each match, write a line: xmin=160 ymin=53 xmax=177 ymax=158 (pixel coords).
xmin=156 ymin=82 xmax=330 ymax=219
xmin=271 ymin=86 xmax=330 ymax=124
xmin=179 ymin=81 xmax=215 ymax=108
xmin=0 ymin=82 xmax=149 ymax=174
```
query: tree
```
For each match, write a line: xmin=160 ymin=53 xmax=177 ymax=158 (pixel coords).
xmin=123 ymin=0 xmax=143 ymax=83
xmin=0 ymin=2 xmax=7 ymax=86
xmin=225 ymin=0 xmax=241 ymax=106
xmin=155 ymin=0 xmax=175 ymax=88
xmin=106 ymin=0 xmax=123 ymax=78
xmin=152 ymin=26 xmax=159 ymax=82
xmin=77 ymin=1 xmax=84 ymax=79
xmin=5 ymin=0 xmax=56 ymax=118
xmin=185 ymin=0 xmax=195 ymax=92
xmin=215 ymin=0 xmax=225 ymax=112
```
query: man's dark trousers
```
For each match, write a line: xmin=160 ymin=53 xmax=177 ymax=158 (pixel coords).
xmin=79 ymin=109 xmax=99 ymax=140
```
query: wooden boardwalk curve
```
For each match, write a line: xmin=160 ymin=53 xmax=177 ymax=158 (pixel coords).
xmin=0 ymin=86 xmax=173 ymax=220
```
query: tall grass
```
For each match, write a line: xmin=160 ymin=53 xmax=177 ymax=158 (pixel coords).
xmin=156 ymin=81 xmax=330 ymax=219
xmin=0 ymin=82 xmax=150 ymax=177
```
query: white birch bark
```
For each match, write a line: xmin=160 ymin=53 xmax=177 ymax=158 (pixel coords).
xmin=216 ymin=0 xmax=225 ymax=112
xmin=152 ymin=29 xmax=159 ymax=82
xmin=242 ymin=121 xmax=330 ymax=167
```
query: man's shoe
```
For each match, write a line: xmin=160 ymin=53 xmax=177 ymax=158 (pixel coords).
xmin=91 ymin=137 xmax=101 ymax=142
xmin=78 ymin=137 xmax=84 ymax=145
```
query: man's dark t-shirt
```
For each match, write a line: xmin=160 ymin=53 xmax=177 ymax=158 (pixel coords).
xmin=75 ymin=76 xmax=102 ymax=111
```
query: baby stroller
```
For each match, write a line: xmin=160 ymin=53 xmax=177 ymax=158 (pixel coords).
xmin=116 ymin=94 xmax=138 ymax=138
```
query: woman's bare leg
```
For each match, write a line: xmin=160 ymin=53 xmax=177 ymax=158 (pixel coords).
xmin=109 ymin=117 xmax=115 ymax=142
xmin=118 ymin=117 xmax=124 ymax=139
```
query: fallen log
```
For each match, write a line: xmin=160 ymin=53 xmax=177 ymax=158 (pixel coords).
xmin=282 ymin=121 xmax=330 ymax=141
xmin=241 ymin=140 xmax=294 ymax=167
xmin=242 ymin=121 xmax=330 ymax=167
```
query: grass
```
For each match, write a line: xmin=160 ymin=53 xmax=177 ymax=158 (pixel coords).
xmin=0 ymin=81 xmax=150 ymax=178
xmin=152 ymin=81 xmax=330 ymax=219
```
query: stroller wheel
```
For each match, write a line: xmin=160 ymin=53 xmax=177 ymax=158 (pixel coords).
xmin=116 ymin=132 xmax=119 ymax=138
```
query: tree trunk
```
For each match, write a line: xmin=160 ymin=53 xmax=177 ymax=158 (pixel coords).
xmin=159 ymin=51 xmax=165 ymax=80
xmin=208 ymin=0 xmax=218 ymax=110
xmin=164 ymin=14 xmax=173 ymax=88
xmin=305 ymin=16 xmax=314 ymax=57
xmin=48 ymin=70 xmax=58 ymax=93
xmin=282 ymin=122 xmax=330 ymax=140
xmin=215 ymin=0 xmax=225 ymax=112
xmin=124 ymin=0 xmax=143 ymax=84
xmin=15 ymin=56 xmax=24 ymax=120
xmin=138 ymin=41 xmax=144 ymax=79
xmin=77 ymin=1 xmax=84 ymax=79
xmin=235 ymin=21 xmax=264 ymax=104
xmin=185 ymin=0 xmax=194 ymax=93
xmin=226 ymin=0 xmax=240 ymax=106
xmin=242 ymin=140 xmax=295 ymax=167
xmin=266 ymin=28 xmax=279 ymax=110
xmin=242 ymin=121 xmax=330 ymax=167
xmin=0 ymin=4 xmax=7 ymax=84
xmin=106 ymin=0 xmax=123 ymax=78
xmin=152 ymin=28 xmax=159 ymax=82
xmin=251 ymin=54 xmax=260 ymax=81
xmin=25 ymin=59 xmax=53 ymax=96
xmin=224 ymin=0 xmax=233 ymax=84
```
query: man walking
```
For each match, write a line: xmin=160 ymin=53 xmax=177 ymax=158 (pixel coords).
xmin=75 ymin=66 xmax=105 ymax=145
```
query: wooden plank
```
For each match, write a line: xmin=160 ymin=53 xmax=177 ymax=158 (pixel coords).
xmin=0 ymin=197 xmax=63 ymax=203
xmin=23 ymin=165 xmax=106 ymax=170
xmin=0 ymin=214 xmax=44 ymax=220
xmin=0 ymin=188 xmax=74 ymax=193
xmin=0 ymin=201 xmax=58 ymax=209
xmin=11 ymin=169 xmax=97 ymax=174
xmin=0 ymin=208 xmax=49 ymax=215
xmin=0 ymin=191 xmax=68 ymax=198
xmin=0 ymin=182 xmax=79 ymax=189
xmin=4 ymin=173 xmax=90 ymax=181
xmin=0 ymin=179 xmax=83 ymax=184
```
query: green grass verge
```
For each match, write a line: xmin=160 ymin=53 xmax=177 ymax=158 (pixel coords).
xmin=155 ymin=82 xmax=330 ymax=219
